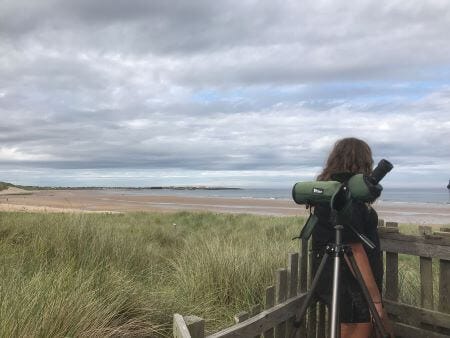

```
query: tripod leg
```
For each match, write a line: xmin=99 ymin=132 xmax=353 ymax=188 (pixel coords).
xmin=345 ymin=252 xmax=389 ymax=338
xmin=294 ymin=252 xmax=329 ymax=326
xmin=330 ymin=252 xmax=341 ymax=338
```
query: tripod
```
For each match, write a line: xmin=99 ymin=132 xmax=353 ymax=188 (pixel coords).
xmin=291 ymin=213 xmax=389 ymax=338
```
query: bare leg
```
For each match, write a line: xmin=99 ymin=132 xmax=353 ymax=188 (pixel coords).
xmin=341 ymin=323 xmax=372 ymax=338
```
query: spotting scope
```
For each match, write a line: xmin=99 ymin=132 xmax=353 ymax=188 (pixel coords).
xmin=291 ymin=159 xmax=393 ymax=241
xmin=292 ymin=159 xmax=393 ymax=209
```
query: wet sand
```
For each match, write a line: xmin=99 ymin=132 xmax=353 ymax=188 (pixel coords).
xmin=0 ymin=189 xmax=449 ymax=225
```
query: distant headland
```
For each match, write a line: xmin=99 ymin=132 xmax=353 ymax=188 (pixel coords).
xmin=0 ymin=181 xmax=242 ymax=192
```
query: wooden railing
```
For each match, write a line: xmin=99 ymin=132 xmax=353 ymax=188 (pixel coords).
xmin=173 ymin=220 xmax=450 ymax=338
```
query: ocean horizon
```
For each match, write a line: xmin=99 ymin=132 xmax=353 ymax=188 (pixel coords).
xmin=107 ymin=187 xmax=450 ymax=204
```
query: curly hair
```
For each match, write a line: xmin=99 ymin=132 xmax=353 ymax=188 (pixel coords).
xmin=317 ymin=137 xmax=373 ymax=181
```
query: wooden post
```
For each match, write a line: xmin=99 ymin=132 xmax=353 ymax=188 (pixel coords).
xmin=307 ymin=240 xmax=316 ymax=338
xmin=289 ymin=253 xmax=299 ymax=298
xmin=385 ymin=222 xmax=399 ymax=301
xmin=419 ymin=226 xmax=434 ymax=310
xmin=174 ymin=314 xmax=192 ymax=338
xmin=439 ymin=259 xmax=450 ymax=313
xmin=234 ymin=311 xmax=249 ymax=323
xmin=300 ymin=239 xmax=309 ymax=293
xmin=287 ymin=253 xmax=299 ymax=338
xmin=275 ymin=269 xmax=287 ymax=338
xmin=317 ymin=303 xmax=326 ymax=338
xmin=298 ymin=239 xmax=308 ymax=337
xmin=263 ymin=286 xmax=275 ymax=338
xmin=185 ymin=316 xmax=205 ymax=338
xmin=251 ymin=305 xmax=262 ymax=338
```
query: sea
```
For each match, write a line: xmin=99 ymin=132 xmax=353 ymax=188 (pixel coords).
xmin=111 ymin=187 xmax=450 ymax=204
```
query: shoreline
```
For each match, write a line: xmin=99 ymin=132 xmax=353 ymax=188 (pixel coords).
xmin=0 ymin=189 xmax=449 ymax=225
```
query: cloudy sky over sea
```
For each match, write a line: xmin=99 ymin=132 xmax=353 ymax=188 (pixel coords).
xmin=1 ymin=0 xmax=449 ymax=188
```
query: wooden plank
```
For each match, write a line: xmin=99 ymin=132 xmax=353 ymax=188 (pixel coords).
xmin=234 ymin=311 xmax=249 ymax=324
xmin=379 ymin=230 xmax=450 ymax=260
xmin=299 ymin=239 xmax=308 ymax=293
xmin=307 ymin=243 xmax=316 ymax=338
xmin=289 ymin=253 xmax=299 ymax=298
xmin=263 ymin=286 xmax=275 ymax=338
xmin=439 ymin=259 xmax=450 ymax=313
xmin=317 ymin=302 xmax=326 ymax=338
xmin=385 ymin=223 xmax=399 ymax=302
xmin=392 ymin=322 xmax=450 ymax=338
xmin=174 ymin=314 xmax=192 ymax=338
xmin=384 ymin=300 xmax=450 ymax=330
xmin=275 ymin=269 xmax=287 ymax=338
xmin=385 ymin=221 xmax=399 ymax=230
xmin=440 ymin=227 xmax=450 ymax=233
xmin=434 ymin=231 xmax=450 ymax=238
xmin=185 ymin=316 xmax=205 ymax=338
xmin=298 ymin=241 xmax=308 ymax=338
xmin=287 ymin=253 xmax=299 ymax=338
xmin=251 ymin=306 xmax=262 ymax=338
xmin=207 ymin=293 xmax=308 ymax=338
xmin=420 ymin=256 xmax=434 ymax=310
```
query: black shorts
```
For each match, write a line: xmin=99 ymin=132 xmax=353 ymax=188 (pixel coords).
xmin=311 ymin=251 xmax=371 ymax=323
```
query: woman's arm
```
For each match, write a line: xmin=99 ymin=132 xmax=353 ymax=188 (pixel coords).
xmin=348 ymin=243 xmax=395 ymax=338
xmin=349 ymin=242 xmax=381 ymax=302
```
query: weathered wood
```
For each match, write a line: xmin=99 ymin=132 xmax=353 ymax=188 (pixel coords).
xmin=419 ymin=225 xmax=432 ymax=236
xmin=185 ymin=316 xmax=205 ymax=338
xmin=378 ymin=218 xmax=385 ymax=227
xmin=287 ymin=253 xmax=299 ymax=338
xmin=299 ymin=239 xmax=308 ymax=293
xmin=420 ymin=256 xmax=434 ymax=309
xmin=434 ymin=231 xmax=450 ymax=238
xmin=251 ymin=305 xmax=262 ymax=316
xmin=317 ymin=302 xmax=326 ymax=338
xmin=392 ymin=322 xmax=450 ymax=338
xmin=174 ymin=314 xmax=191 ymax=338
xmin=234 ymin=311 xmax=249 ymax=324
xmin=384 ymin=222 xmax=398 ymax=302
xmin=298 ymin=240 xmax=308 ymax=338
xmin=439 ymin=259 xmax=450 ymax=313
xmin=264 ymin=286 xmax=275 ymax=338
xmin=385 ymin=221 xmax=399 ymax=230
xmin=419 ymin=225 xmax=434 ymax=311
xmin=275 ymin=269 xmax=287 ymax=338
xmin=379 ymin=229 xmax=450 ymax=260
xmin=251 ymin=306 xmax=262 ymax=338
xmin=440 ymin=227 xmax=450 ymax=233
xmin=207 ymin=293 xmax=308 ymax=338
xmin=307 ymin=243 xmax=316 ymax=338
xmin=289 ymin=253 xmax=299 ymax=298
xmin=384 ymin=300 xmax=450 ymax=330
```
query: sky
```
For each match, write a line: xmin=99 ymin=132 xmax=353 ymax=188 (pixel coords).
xmin=0 ymin=0 xmax=449 ymax=188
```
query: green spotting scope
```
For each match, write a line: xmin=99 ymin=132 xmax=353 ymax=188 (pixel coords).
xmin=292 ymin=159 xmax=393 ymax=241
xmin=292 ymin=159 xmax=393 ymax=208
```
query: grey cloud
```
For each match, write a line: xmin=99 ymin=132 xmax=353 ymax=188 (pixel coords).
xmin=1 ymin=1 xmax=450 ymax=187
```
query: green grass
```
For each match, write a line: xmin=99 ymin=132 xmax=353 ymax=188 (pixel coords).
xmin=0 ymin=211 xmax=302 ymax=337
xmin=0 ymin=212 xmax=442 ymax=337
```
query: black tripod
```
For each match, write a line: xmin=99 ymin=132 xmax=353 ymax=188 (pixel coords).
xmin=291 ymin=212 xmax=389 ymax=338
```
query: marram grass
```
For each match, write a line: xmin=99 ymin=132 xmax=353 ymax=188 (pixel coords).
xmin=0 ymin=211 xmax=301 ymax=337
xmin=0 ymin=211 xmax=435 ymax=337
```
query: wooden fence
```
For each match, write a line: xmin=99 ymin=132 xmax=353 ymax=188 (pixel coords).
xmin=173 ymin=220 xmax=450 ymax=338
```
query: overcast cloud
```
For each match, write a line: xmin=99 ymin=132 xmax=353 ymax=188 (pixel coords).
xmin=1 ymin=0 xmax=449 ymax=188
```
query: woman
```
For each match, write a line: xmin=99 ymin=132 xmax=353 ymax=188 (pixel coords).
xmin=312 ymin=137 xmax=393 ymax=338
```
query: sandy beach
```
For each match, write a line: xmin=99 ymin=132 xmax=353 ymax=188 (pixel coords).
xmin=0 ymin=188 xmax=449 ymax=225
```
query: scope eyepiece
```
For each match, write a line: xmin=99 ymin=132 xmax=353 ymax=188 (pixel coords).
xmin=368 ymin=159 xmax=393 ymax=185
